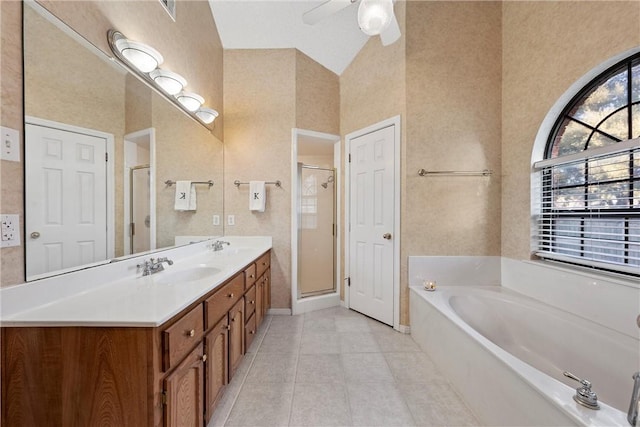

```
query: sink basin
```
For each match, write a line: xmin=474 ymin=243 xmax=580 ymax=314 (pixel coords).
xmin=154 ymin=266 xmax=220 ymax=285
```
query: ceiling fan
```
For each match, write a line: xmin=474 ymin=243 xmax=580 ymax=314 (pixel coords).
xmin=302 ymin=0 xmax=401 ymax=46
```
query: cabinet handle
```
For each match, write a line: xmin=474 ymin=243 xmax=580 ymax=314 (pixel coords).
xmin=262 ymin=262 xmax=267 ymax=266
xmin=228 ymin=293 xmax=234 ymax=298
xmin=249 ymin=274 xmax=254 ymax=279
xmin=250 ymin=300 xmax=255 ymax=304
xmin=250 ymin=330 xmax=255 ymax=335
xmin=186 ymin=329 xmax=195 ymax=337
xmin=224 ymin=325 xmax=231 ymax=330
xmin=201 ymin=354 xmax=207 ymax=362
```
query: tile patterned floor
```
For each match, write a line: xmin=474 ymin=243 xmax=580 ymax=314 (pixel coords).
xmin=208 ymin=307 xmax=478 ymax=427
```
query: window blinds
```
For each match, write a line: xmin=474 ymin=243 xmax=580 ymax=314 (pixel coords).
xmin=533 ymin=139 xmax=640 ymax=276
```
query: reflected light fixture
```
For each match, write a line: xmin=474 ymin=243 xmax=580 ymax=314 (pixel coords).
xmin=176 ymin=92 xmax=204 ymax=112
xmin=108 ymin=29 xmax=219 ymax=129
xmin=195 ymin=108 xmax=219 ymax=124
xmin=149 ymin=69 xmax=187 ymax=95
xmin=357 ymin=0 xmax=393 ymax=36
xmin=114 ymin=38 xmax=163 ymax=73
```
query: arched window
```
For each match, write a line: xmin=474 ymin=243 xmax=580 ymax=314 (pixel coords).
xmin=533 ymin=53 xmax=640 ymax=276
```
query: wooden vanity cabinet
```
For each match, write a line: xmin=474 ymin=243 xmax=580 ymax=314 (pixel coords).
xmin=163 ymin=342 xmax=205 ymax=427
xmin=1 ymin=249 xmax=271 ymax=427
xmin=204 ymin=317 xmax=229 ymax=421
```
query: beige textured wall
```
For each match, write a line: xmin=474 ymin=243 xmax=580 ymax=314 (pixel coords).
xmin=501 ymin=1 xmax=640 ymax=260
xmin=0 ymin=1 xmax=25 ymax=285
xmin=295 ymin=51 xmax=340 ymax=134
xmin=1 ymin=0 xmax=224 ymax=287
xmin=224 ymin=49 xmax=340 ymax=309
xmin=154 ymin=92 xmax=224 ymax=248
xmin=340 ymin=1 xmax=408 ymax=319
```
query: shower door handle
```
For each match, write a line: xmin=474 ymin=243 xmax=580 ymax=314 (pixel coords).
xmin=383 ymin=233 xmax=392 ymax=240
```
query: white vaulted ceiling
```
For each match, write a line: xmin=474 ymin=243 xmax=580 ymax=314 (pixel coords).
xmin=208 ymin=0 xmax=371 ymax=75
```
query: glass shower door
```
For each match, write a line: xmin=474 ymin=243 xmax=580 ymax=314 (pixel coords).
xmin=298 ymin=164 xmax=336 ymax=298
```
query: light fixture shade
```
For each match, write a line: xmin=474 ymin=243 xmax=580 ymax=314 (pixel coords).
xmin=357 ymin=0 xmax=393 ymax=36
xmin=176 ymin=92 xmax=204 ymax=112
xmin=114 ymin=38 xmax=163 ymax=73
xmin=149 ymin=69 xmax=187 ymax=95
xmin=195 ymin=108 xmax=219 ymax=124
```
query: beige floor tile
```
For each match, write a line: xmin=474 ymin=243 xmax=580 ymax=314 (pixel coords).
xmin=339 ymin=332 xmax=380 ymax=353
xmin=245 ymin=352 xmax=298 ymax=383
xmin=347 ymin=382 xmax=415 ymax=426
xmin=225 ymin=382 xmax=294 ymax=426
xmin=300 ymin=332 xmax=340 ymax=354
xmin=341 ymin=352 xmax=394 ymax=383
xmin=258 ymin=332 xmax=301 ymax=354
xmin=373 ymin=330 xmax=421 ymax=353
xmin=302 ymin=317 xmax=336 ymax=334
xmin=289 ymin=382 xmax=352 ymax=426
xmin=268 ymin=314 xmax=304 ymax=334
xmin=295 ymin=354 xmax=344 ymax=383
xmin=335 ymin=316 xmax=371 ymax=333
xmin=398 ymin=381 xmax=479 ymax=426
xmin=384 ymin=352 xmax=447 ymax=384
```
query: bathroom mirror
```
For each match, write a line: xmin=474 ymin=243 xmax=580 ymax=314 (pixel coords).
xmin=23 ymin=2 xmax=224 ymax=280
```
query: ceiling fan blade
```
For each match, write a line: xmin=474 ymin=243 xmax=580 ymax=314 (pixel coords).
xmin=380 ymin=13 xmax=401 ymax=46
xmin=302 ymin=0 xmax=355 ymax=25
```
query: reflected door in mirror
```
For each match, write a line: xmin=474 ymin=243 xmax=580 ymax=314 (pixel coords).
xmin=25 ymin=122 xmax=110 ymax=277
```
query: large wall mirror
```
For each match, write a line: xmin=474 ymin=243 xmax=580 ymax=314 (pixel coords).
xmin=23 ymin=1 xmax=224 ymax=280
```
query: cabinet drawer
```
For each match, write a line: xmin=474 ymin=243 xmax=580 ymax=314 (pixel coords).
xmin=205 ymin=274 xmax=244 ymax=329
xmin=244 ymin=264 xmax=256 ymax=290
xmin=163 ymin=304 xmax=204 ymax=372
xmin=244 ymin=312 xmax=257 ymax=352
xmin=245 ymin=285 xmax=256 ymax=318
xmin=256 ymin=251 xmax=270 ymax=278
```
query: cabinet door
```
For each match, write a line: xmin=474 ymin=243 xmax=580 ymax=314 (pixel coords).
xmin=163 ymin=343 xmax=205 ymax=427
xmin=228 ymin=298 xmax=245 ymax=380
xmin=205 ymin=317 xmax=229 ymax=422
xmin=263 ymin=268 xmax=271 ymax=316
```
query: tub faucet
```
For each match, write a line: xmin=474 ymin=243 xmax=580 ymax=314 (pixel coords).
xmin=628 ymin=372 xmax=640 ymax=426
xmin=137 ymin=257 xmax=173 ymax=276
xmin=563 ymin=371 xmax=600 ymax=410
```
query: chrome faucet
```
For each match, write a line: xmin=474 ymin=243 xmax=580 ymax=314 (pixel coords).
xmin=628 ymin=372 xmax=640 ymax=426
xmin=563 ymin=371 xmax=600 ymax=410
xmin=209 ymin=240 xmax=230 ymax=251
xmin=137 ymin=257 xmax=173 ymax=276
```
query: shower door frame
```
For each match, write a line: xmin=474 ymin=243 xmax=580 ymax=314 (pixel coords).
xmin=291 ymin=128 xmax=342 ymax=315
xmin=297 ymin=164 xmax=337 ymax=299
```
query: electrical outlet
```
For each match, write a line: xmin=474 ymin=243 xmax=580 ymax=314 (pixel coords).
xmin=213 ymin=215 xmax=220 ymax=226
xmin=0 ymin=126 xmax=20 ymax=162
xmin=1 ymin=214 xmax=21 ymax=247
xmin=227 ymin=215 xmax=235 ymax=226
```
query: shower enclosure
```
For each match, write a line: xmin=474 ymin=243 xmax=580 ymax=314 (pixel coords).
xmin=297 ymin=164 xmax=336 ymax=298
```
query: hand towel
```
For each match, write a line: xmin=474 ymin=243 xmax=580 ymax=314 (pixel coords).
xmin=174 ymin=181 xmax=195 ymax=211
xmin=249 ymin=181 xmax=266 ymax=212
xmin=188 ymin=183 xmax=197 ymax=210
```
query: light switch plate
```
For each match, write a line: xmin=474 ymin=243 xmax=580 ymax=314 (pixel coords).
xmin=212 ymin=215 xmax=220 ymax=226
xmin=0 ymin=126 xmax=20 ymax=162
xmin=1 ymin=214 xmax=21 ymax=247
xmin=227 ymin=215 xmax=235 ymax=226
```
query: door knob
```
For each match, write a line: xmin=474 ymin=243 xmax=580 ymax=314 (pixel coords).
xmin=383 ymin=233 xmax=392 ymax=240
xmin=30 ymin=231 xmax=41 ymax=239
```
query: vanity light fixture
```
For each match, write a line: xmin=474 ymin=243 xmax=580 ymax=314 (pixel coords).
xmin=114 ymin=37 xmax=163 ymax=73
xmin=195 ymin=108 xmax=219 ymax=124
xmin=149 ymin=69 xmax=187 ymax=95
xmin=108 ymin=29 xmax=219 ymax=130
xmin=357 ymin=0 xmax=393 ymax=36
xmin=176 ymin=91 xmax=204 ymax=112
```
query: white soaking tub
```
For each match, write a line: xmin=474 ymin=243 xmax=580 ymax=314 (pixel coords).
xmin=410 ymin=285 xmax=638 ymax=426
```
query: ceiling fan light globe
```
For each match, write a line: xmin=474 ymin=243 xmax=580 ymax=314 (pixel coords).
xmin=358 ymin=0 xmax=393 ymax=36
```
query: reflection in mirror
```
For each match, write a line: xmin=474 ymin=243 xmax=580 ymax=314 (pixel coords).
xmin=23 ymin=2 xmax=224 ymax=280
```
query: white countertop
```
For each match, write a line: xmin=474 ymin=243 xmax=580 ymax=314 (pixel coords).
xmin=0 ymin=236 xmax=272 ymax=327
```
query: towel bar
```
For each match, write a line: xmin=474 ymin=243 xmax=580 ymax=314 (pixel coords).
xmin=417 ymin=169 xmax=491 ymax=177
xmin=234 ymin=180 xmax=282 ymax=188
xmin=165 ymin=180 xmax=214 ymax=187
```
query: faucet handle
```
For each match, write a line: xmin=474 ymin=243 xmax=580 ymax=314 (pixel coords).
xmin=563 ymin=371 xmax=600 ymax=409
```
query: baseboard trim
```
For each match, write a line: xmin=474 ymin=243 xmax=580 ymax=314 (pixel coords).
xmin=397 ymin=324 xmax=411 ymax=334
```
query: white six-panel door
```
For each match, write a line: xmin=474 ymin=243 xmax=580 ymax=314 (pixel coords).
xmin=25 ymin=123 xmax=108 ymax=277
xmin=348 ymin=124 xmax=396 ymax=325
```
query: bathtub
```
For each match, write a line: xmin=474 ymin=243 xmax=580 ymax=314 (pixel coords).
xmin=410 ymin=285 xmax=638 ymax=426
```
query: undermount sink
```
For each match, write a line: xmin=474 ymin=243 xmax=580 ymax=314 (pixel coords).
xmin=154 ymin=266 xmax=220 ymax=285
